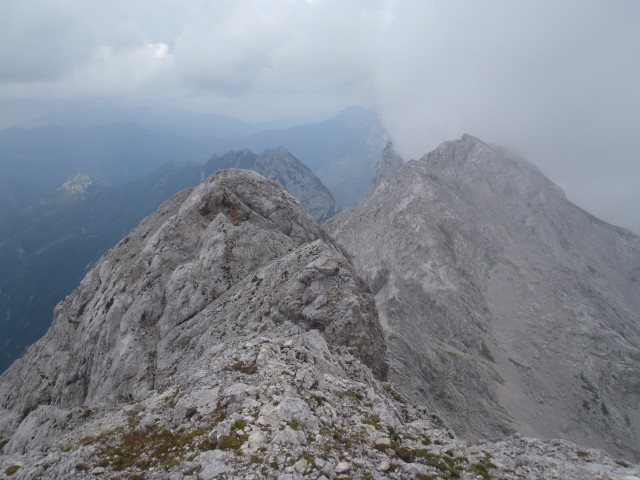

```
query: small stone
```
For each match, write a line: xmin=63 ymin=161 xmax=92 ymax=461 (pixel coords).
xmin=321 ymin=463 xmax=334 ymax=477
xmin=198 ymin=450 xmax=230 ymax=479
xmin=378 ymin=461 xmax=390 ymax=472
xmin=374 ymin=437 xmax=392 ymax=450
xmin=185 ymin=406 xmax=198 ymax=419
xmin=248 ymin=431 xmax=265 ymax=449
xmin=140 ymin=413 xmax=157 ymax=430
xmin=335 ymin=462 xmax=351 ymax=474
xmin=294 ymin=458 xmax=309 ymax=473
xmin=271 ymin=425 xmax=307 ymax=448
xmin=125 ymin=403 xmax=145 ymax=416
xmin=92 ymin=467 xmax=106 ymax=474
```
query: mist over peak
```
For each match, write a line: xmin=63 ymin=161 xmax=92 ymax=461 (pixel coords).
xmin=0 ymin=1 xmax=638 ymax=232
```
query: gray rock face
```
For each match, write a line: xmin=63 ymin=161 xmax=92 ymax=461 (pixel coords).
xmin=205 ymin=147 xmax=341 ymax=222
xmin=0 ymin=168 xmax=385 ymax=444
xmin=3 ymin=325 xmax=637 ymax=480
xmin=328 ymin=134 xmax=640 ymax=461
xmin=368 ymin=142 xmax=404 ymax=196
xmin=0 ymin=166 xmax=637 ymax=478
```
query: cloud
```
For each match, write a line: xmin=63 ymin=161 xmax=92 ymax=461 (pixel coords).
xmin=368 ymin=1 xmax=640 ymax=232
xmin=172 ymin=0 xmax=385 ymax=94
xmin=0 ymin=0 xmax=98 ymax=81
xmin=0 ymin=0 xmax=638 ymax=231
xmin=372 ymin=1 xmax=640 ymax=156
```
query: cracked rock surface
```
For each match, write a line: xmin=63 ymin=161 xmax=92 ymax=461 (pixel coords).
xmin=0 ymin=167 xmax=638 ymax=479
xmin=328 ymin=134 xmax=640 ymax=461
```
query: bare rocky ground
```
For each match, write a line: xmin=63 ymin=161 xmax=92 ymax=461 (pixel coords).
xmin=0 ymin=168 xmax=638 ymax=479
xmin=1 ymin=327 xmax=639 ymax=479
xmin=205 ymin=147 xmax=341 ymax=223
xmin=328 ymin=135 xmax=640 ymax=462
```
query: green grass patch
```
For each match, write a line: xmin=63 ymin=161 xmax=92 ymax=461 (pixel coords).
xmin=4 ymin=465 xmax=20 ymax=476
xmin=337 ymin=389 xmax=363 ymax=402
xmin=391 ymin=444 xmax=464 ymax=478
xmin=99 ymin=424 xmax=212 ymax=471
xmin=576 ymin=450 xmax=590 ymax=459
xmin=469 ymin=461 xmax=496 ymax=480
xmin=383 ymin=384 xmax=406 ymax=404
xmin=362 ymin=414 xmax=381 ymax=429
xmin=480 ymin=342 xmax=495 ymax=363
xmin=229 ymin=360 xmax=257 ymax=375
xmin=232 ymin=419 xmax=246 ymax=430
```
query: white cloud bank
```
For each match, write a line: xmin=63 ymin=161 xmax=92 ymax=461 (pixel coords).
xmin=0 ymin=0 xmax=638 ymax=232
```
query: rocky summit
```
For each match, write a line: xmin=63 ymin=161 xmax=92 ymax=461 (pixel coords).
xmin=205 ymin=147 xmax=341 ymax=223
xmin=328 ymin=134 xmax=640 ymax=463
xmin=0 ymin=168 xmax=638 ymax=479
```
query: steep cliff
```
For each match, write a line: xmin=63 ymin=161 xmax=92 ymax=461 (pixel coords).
xmin=328 ymin=134 xmax=640 ymax=461
xmin=205 ymin=147 xmax=340 ymax=223
xmin=0 ymin=168 xmax=637 ymax=479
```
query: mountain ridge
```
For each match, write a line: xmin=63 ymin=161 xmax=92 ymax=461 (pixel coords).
xmin=328 ymin=134 xmax=640 ymax=461
xmin=0 ymin=148 xmax=338 ymax=373
xmin=205 ymin=147 xmax=340 ymax=223
xmin=1 ymin=168 xmax=637 ymax=479
xmin=0 ymin=106 xmax=386 ymax=221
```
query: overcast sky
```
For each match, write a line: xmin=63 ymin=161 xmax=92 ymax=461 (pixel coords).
xmin=1 ymin=0 xmax=638 ymax=233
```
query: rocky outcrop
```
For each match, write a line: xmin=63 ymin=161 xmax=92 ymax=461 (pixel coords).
xmin=368 ymin=142 xmax=404 ymax=196
xmin=0 ymin=169 xmax=385 ymax=447
xmin=0 ymin=151 xmax=339 ymax=375
xmin=1 ymin=325 xmax=638 ymax=479
xmin=59 ymin=172 xmax=108 ymax=198
xmin=205 ymin=147 xmax=341 ymax=222
xmin=328 ymin=134 xmax=640 ymax=461
xmin=0 ymin=167 xmax=638 ymax=479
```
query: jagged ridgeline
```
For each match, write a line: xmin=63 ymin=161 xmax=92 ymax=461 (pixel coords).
xmin=328 ymin=134 xmax=640 ymax=462
xmin=205 ymin=147 xmax=340 ymax=223
xmin=0 ymin=146 xmax=340 ymax=374
xmin=0 ymin=168 xmax=638 ymax=479
xmin=0 ymin=169 xmax=385 ymax=412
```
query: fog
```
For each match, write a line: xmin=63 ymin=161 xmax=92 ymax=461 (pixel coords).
xmin=1 ymin=0 xmax=638 ymax=232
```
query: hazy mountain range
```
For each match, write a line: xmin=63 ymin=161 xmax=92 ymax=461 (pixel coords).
xmin=0 ymin=106 xmax=385 ymax=220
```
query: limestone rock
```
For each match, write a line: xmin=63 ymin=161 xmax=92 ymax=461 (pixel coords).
xmin=0 ymin=167 xmax=637 ymax=479
xmin=0 ymin=169 xmax=386 ymax=429
xmin=197 ymin=450 xmax=230 ymax=479
xmin=368 ymin=142 xmax=404 ymax=196
xmin=335 ymin=461 xmax=351 ymax=474
xmin=206 ymin=147 xmax=341 ymax=222
xmin=328 ymin=134 xmax=640 ymax=461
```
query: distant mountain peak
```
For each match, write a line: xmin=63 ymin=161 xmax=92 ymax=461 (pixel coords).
xmin=422 ymin=133 xmax=567 ymax=201
xmin=369 ymin=142 xmax=405 ymax=195
xmin=59 ymin=172 xmax=107 ymax=196
xmin=206 ymin=147 xmax=340 ymax=222
xmin=329 ymin=135 xmax=640 ymax=461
